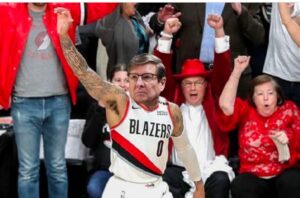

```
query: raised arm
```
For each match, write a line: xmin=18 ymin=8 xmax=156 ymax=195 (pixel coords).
xmin=56 ymin=9 xmax=127 ymax=117
xmin=278 ymin=3 xmax=300 ymax=47
xmin=155 ymin=17 xmax=181 ymax=102
xmin=219 ymin=56 xmax=250 ymax=116
xmin=206 ymin=14 xmax=232 ymax=100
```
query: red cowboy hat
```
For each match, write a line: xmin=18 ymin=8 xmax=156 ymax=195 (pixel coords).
xmin=173 ymin=59 xmax=211 ymax=80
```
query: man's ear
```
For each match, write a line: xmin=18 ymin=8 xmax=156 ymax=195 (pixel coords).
xmin=159 ymin=77 xmax=167 ymax=91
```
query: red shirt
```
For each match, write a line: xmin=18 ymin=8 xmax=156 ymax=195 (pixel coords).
xmin=219 ymin=98 xmax=300 ymax=177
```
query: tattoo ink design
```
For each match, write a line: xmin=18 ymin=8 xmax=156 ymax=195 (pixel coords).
xmin=59 ymin=36 xmax=124 ymax=115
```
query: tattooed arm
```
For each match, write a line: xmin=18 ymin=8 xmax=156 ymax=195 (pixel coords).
xmin=56 ymin=8 xmax=128 ymax=118
xmin=169 ymin=102 xmax=205 ymax=198
xmin=168 ymin=102 xmax=183 ymax=137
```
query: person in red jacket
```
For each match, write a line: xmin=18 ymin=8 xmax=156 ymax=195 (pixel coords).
xmin=0 ymin=3 xmax=117 ymax=198
xmin=154 ymin=15 xmax=234 ymax=198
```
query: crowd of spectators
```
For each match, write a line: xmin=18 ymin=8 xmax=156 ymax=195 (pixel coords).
xmin=1 ymin=2 xmax=300 ymax=198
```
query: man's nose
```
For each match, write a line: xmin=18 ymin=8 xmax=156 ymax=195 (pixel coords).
xmin=135 ymin=76 xmax=144 ymax=85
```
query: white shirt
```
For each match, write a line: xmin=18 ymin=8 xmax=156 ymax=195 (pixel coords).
xmin=171 ymin=104 xmax=235 ymax=184
xmin=263 ymin=3 xmax=300 ymax=81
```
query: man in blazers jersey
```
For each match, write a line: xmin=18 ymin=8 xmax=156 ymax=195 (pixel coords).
xmin=56 ymin=9 xmax=204 ymax=198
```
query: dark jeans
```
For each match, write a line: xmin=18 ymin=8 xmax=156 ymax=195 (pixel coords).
xmin=163 ymin=165 xmax=230 ymax=198
xmin=272 ymin=76 xmax=300 ymax=107
xmin=231 ymin=168 xmax=300 ymax=198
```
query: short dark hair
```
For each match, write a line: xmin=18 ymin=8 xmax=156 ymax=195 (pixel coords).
xmin=247 ymin=74 xmax=285 ymax=107
xmin=127 ymin=53 xmax=166 ymax=81
xmin=107 ymin=63 xmax=127 ymax=82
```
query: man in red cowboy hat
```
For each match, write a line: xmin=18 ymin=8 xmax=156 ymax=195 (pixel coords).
xmin=155 ymin=15 xmax=234 ymax=198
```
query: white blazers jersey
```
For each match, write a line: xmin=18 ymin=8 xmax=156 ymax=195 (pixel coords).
xmin=109 ymin=96 xmax=174 ymax=183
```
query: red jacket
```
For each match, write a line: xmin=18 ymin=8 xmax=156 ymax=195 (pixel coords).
xmin=155 ymin=49 xmax=232 ymax=157
xmin=0 ymin=3 xmax=118 ymax=109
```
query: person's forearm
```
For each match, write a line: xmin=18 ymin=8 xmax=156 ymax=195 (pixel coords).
xmin=219 ymin=69 xmax=241 ymax=116
xmin=59 ymin=34 xmax=106 ymax=101
xmin=172 ymin=129 xmax=201 ymax=182
xmin=283 ymin=20 xmax=300 ymax=47
xmin=279 ymin=3 xmax=293 ymax=25
xmin=279 ymin=3 xmax=300 ymax=47
xmin=215 ymin=27 xmax=225 ymax=38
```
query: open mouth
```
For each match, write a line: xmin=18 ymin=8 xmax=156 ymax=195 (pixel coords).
xmin=189 ymin=93 xmax=198 ymax=99
xmin=264 ymin=104 xmax=269 ymax=108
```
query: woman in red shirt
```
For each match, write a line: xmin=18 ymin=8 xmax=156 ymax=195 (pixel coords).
xmin=219 ymin=56 xmax=300 ymax=198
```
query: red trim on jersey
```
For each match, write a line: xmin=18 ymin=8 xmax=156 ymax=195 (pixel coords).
xmin=111 ymin=129 xmax=163 ymax=175
xmin=135 ymin=100 xmax=159 ymax=112
xmin=110 ymin=96 xmax=130 ymax=129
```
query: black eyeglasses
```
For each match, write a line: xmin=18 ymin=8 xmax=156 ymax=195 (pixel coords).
xmin=128 ymin=73 xmax=157 ymax=83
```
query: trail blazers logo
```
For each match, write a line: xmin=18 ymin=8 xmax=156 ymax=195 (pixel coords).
xmin=35 ymin=31 xmax=50 ymax=50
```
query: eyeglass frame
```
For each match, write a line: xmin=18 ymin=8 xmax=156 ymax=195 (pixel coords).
xmin=128 ymin=73 xmax=158 ymax=83
xmin=181 ymin=79 xmax=207 ymax=88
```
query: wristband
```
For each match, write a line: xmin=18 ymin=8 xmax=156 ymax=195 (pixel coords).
xmin=160 ymin=31 xmax=173 ymax=39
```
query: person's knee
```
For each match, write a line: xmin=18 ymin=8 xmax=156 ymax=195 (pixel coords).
xmin=18 ymin=163 xmax=40 ymax=181
xmin=207 ymin=171 xmax=230 ymax=189
xmin=18 ymin=171 xmax=39 ymax=182
xmin=87 ymin=181 xmax=101 ymax=198
xmin=205 ymin=172 xmax=230 ymax=198
xmin=86 ymin=171 xmax=111 ymax=198
xmin=212 ymin=171 xmax=230 ymax=183
xmin=45 ymin=160 xmax=66 ymax=174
